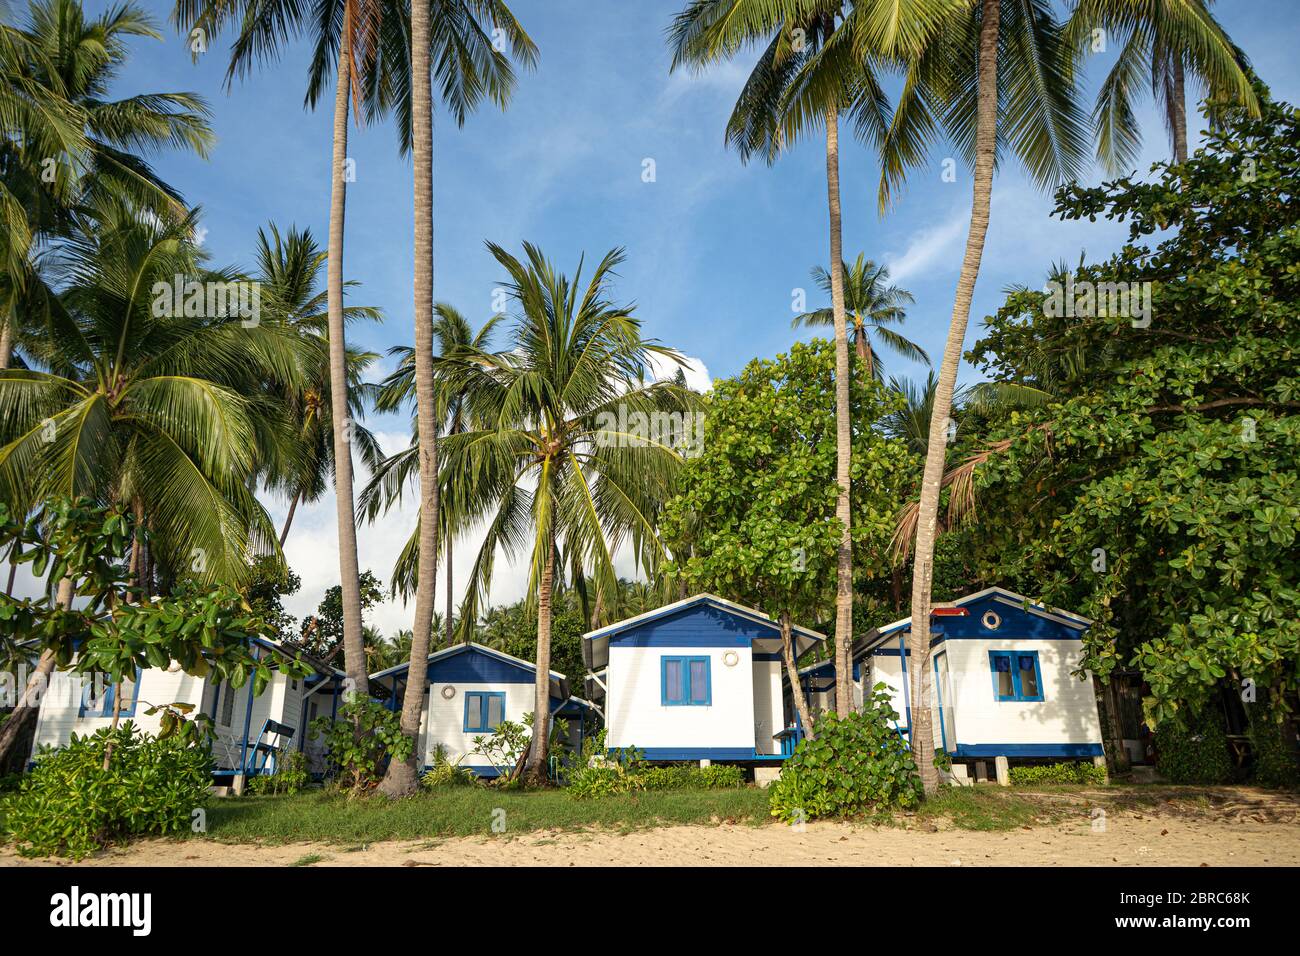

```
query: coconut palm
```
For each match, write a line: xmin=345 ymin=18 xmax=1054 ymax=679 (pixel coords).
xmin=1066 ymin=0 xmax=1256 ymax=165
xmin=792 ymin=254 xmax=927 ymax=379
xmin=380 ymin=0 xmax=536 ymax=797
xmin=361 ymin=304 xmax=499 ymax=649
xmin=441 ymin=241 xmax=692 ymax=784
xmin=668 ymin=0 xmax=937 ymax=719
xmin=0 ymin=199 xmax=305 ymax=587
xmin=250 ymin=223 xmax=384 ymax=545
xmin=865 ymin=0 xmax=1091 ymax=792
xmin=174 ymin=0 xmax=415 ymax=702
xmin=2 ymin=0 xmax=214 ymax=368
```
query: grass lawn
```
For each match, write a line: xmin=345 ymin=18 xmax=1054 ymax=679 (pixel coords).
xmin=199 ymin=785 xmax=776 ymax=845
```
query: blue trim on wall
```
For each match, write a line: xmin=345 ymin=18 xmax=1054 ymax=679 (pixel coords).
xmin=933 ymin=653 xmax=949 ymax=754
xmin=953 ymin=743 xmax=1103 ymax=758
xmin=634 ymin=748 xmax=788 ymax=762
xmin=898 ymin=635 xmax=912 ymax=731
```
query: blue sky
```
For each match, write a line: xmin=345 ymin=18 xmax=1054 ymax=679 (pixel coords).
xmin=91 ymin=0 xmax=1300 ymax=632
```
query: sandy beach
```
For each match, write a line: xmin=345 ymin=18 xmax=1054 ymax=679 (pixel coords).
xmin=6 ymin=810 xmax=1299 ymax=867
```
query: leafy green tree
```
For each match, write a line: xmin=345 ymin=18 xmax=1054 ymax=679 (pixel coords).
xmin=300 ymin=569 xmax=385 ymax=664
xmin=662 ymin=339 xmax=913 ymax=733
xmin=961 ymin=85 xmax=1298 ymax=732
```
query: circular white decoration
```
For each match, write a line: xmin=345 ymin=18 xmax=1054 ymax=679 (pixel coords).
xmin=722 ymin=651 xmax=739 ymax=667
xmin=982 ymin=610 xmax=1002 ymax=630
xmin=440 ymin=685 xmax=456 ymax=700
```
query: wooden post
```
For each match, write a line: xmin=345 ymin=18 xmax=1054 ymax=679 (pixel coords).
xmin=994 ymin=755 xmax=1010 ymax=786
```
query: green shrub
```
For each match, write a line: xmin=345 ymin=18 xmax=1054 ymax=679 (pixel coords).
xmin=768 ymin=688 xmax=922 ymax=824
xmin=1009 ymin=761 xmax=1108 ymax=786
xmin=1248 ymin=705 xmax=1300 ymax=790
xmin=421 ymin=745 xmax=475 ymax=789
xmin=310 ymin=697 xmax=412 ymax=794
xmin=247 ymin=750 xmax=310 ymax=796
xmin=566 ymin=759 xmax=746 ymax=799
xmin=2 ymin=723 xmax=212 ymax=859
xmin=1155 ymin=703 xmax=1234 ymax=785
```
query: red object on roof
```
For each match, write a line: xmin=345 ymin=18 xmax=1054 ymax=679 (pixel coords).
xmin=931 ymin=607 xmax=969 ymax=617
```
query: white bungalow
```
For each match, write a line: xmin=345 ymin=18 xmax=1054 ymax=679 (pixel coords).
xmin=369 ymin=642 xmax=591 ymax=777
xmin=29 ymin=637 xmax=345 ymax=781
xmin=582 ymin=594 xmax=824 ymax=763
xmin=851 ymin=587 xmax=1105 ymax=769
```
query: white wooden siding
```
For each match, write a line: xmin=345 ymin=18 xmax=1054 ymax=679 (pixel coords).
xmin=605 ymin=645 xmax=756 ymax=751
xmin=419 ymin=681 xmax=536 ymax=768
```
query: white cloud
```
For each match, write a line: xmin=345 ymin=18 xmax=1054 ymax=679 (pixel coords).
xmin=884 ymin=214 xmax=968 ymax=285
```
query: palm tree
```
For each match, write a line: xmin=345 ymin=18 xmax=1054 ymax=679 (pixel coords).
xmin=792 ymin=254 xmax=927 ymax=379
xmin=174 ymin=0 xmax=415 ymax=702
xmin=362 ymin=305 xmax=498 ymax=646
xmin=441 ymin=241 xmax=692 ymax=784
xmin=1067 ymin=0 xmax=1256 ymax=165
xmin=380 ymin=0 xmax=536 ymax=797
xmin=668 ymin=0 xmax=921 ymax=719
xmin=250 ymin=223 xmax=384 ymax=546
xmin=2 ymin=0 xmax=214 ymax=368
xmin=872 ymin=0 xmax=1091 ymax=792
xmin=0 ymin=199 xmax=304 ymax=587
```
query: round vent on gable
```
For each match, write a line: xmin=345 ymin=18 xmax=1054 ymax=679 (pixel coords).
xmin=982 ymin=610 xmax=1002 ymax=630
xmin=722 ymin=651 xmax=739 ymax=667
xmin=441 ymin=685 xmax=456 ymax=700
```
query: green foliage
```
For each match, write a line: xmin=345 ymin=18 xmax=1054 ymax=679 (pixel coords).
xmin=662 ymin=339 xmax=913 ymax=651
xmin=1247 ymin=703 xmax=1300 ymax=790
xmin=469 ymin=719 xmax=531 ymax=784
xmin=1155 ymin=704 xmax=1234 ymax=785
xmin=310 ymin=698 xmax=412 ymax=795
xmin=300 ymin=570 xmax=384 ymax=660
xmin=1009 ymin=761 xmax=1108 ymax=786
xmin=420 ymin=745 xmax=474 ymax=789
xmin=3 ymin=723 xmax=212 ymax=859
xmin=247 ymin=750 xmax=311 ymax=796
xmin=769 ymin=687 xmax=922 ymax=823
xmin=566 ymin=759 xmax=745 ymax=799
xmin=964 ymin=86 xmax=1300 ymax=727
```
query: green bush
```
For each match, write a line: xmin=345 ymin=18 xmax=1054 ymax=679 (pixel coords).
xmin=310 ymin=697 xmax=411 ymax=794
xmin=1155 ymin=703 xmax=1234 ymax=785
xmin=247 ymin=750 xmax=310 ymax=796
xmin=768 ymin=688 xmax=922 ymax=824
xmin=1248 ymin=705 xmax=1300 ymax=790
xmin=566 ymin=759 xmax=746 ymax=798
xmin=1009 ymin=761 xmax=1108 ymax=786
xmin=2 ymin=723 xmax=212 ymax=859
xmin=421 ymin=745 xmax=475 ymax=789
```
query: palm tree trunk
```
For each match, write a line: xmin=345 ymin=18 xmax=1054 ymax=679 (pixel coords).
xmin=780 ymin=612 xmax=816 ymax=742
xmin=825 ymin=106 xmax=853 ymax=719
xmin=380 ymin=0 xmax=439 ymax=797
xmin=855 ymin=330 xmax=871 ymax=373
xmin=908 ymin=0 xmax=1000 ymax=796
xmin=0 ymin=318 xmax=12 ymax=370
xmin=325 ymin=24 xmax=368 ymax=703
xmin=1169 ymin=59 xmax=1188 ymax=163
xmin=524 ymin=536 xmax=555 ymax=785
xmin=279 ymin=491 xmax=300 ymax=547
xmin=444 ymin=533 xmax=453 ymax=648
xmin=4 ymin=556 xmax=16 ymax=596
xmin=0 ymin=577 xmax=72 ymax=765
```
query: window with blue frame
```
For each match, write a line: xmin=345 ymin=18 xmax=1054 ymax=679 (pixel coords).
xmin=78 ymin=668 xmax=142 ymax=718
xmin=464 ymin=691 xmax=506 ymax=732
xmin=989 ymin=651 xmax=1044 ymax=702
xmin=661 ymin=656 xmax=711 ymax=706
